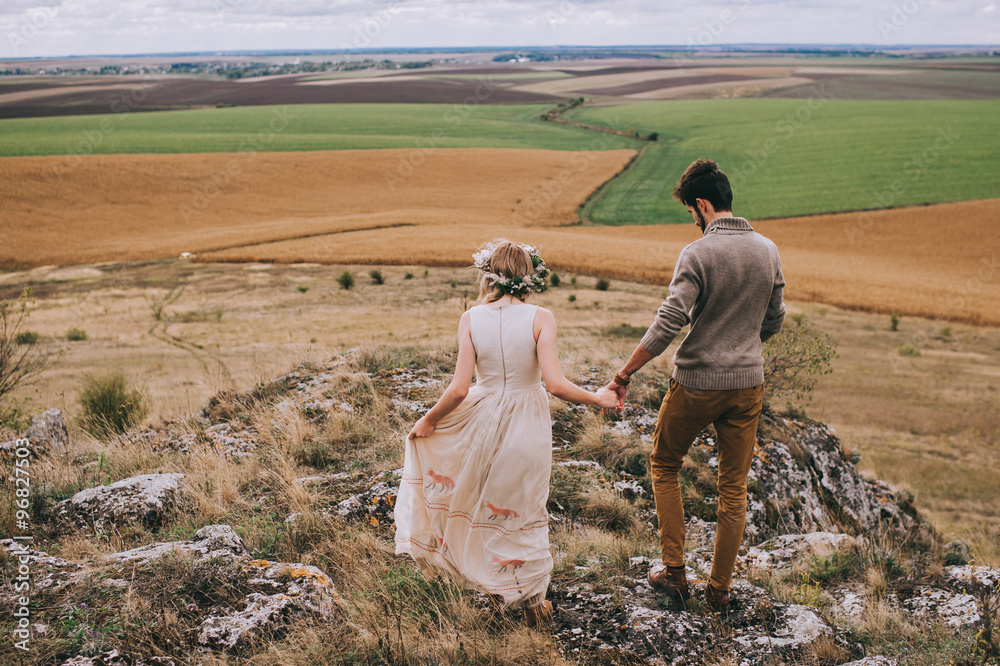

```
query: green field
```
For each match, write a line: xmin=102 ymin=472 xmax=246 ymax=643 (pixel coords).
xmin=3 ymin=98 xmax=998 ymax=223
xmin=570 ymin=99 xmax=1000 ymax=223
xmin=0 ymin=103 xmax=639 ymax=157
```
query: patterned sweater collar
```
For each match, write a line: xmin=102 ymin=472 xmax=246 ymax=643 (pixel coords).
xmin=703 ymin=216 xmax=754 ymax=236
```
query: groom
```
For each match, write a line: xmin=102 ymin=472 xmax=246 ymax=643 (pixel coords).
xmin=606 ymin=158 xmax=785 ymax=613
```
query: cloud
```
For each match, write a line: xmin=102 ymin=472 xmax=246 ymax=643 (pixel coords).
xmin=0 ymin=0 xmax=994 ymax=58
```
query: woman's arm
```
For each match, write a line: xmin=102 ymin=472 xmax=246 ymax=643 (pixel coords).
xmin=407 ymin=310 xmax=477 ymax=440
xmin=534 ymin=307 xmax=620 ymax=409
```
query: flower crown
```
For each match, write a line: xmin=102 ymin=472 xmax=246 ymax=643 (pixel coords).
xmin=472 ymin=242 xmax=550 ymax=297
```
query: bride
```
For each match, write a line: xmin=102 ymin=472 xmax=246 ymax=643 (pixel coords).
xmin=393 ymin=239 xmax=621 ymax=626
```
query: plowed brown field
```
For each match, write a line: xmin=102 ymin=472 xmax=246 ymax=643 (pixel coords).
xmin=1 ymin=149 xmax=996 ymax=325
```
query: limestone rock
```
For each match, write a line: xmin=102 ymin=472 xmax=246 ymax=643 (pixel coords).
xmin=943 ymin=539 xmax=972 ymax=566
xmin=336 ymin=481 xmax=397 ymax=526
xmin=740 ymin=532 xmax=854 ymax=571
xmin=0 ymin=539 xmax=85 ymax=599
xmin=25 ymin=408 xmax=70 ymax=456
xmin=54 ymin=473 xmax=193 ymax=532
xmin=113 ymin=524 xmax=247 ymax=566
xmin=551 ymin=559 xmax=862 ymax=665
xmin=60 ymin=649 xmax=176 ymax=665
xmin=1 ymin=408 xmax=69 ymax=459
xmin=198 ymin=558 xmax=338 ymax=652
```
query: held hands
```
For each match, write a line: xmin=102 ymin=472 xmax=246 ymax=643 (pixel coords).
xmin=407 ymin=415 xmax=436 ymax=440
xmin=595 ymin=387 xmax=623 ymax=412
xmin=603 ymin=379 xmax=628 ymax=411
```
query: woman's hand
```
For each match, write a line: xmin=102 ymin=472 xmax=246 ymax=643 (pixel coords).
xmin=407 ymin=416 xmax=436 ymax=440
xmin=595 ymin=387 xmax=623 ymax=411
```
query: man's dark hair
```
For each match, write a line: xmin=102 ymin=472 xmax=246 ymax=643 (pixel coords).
xmin=672 ymin=158 xmax=733 ymax=211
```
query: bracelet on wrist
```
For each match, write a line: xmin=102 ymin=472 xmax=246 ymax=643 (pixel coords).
xmin=613 ymin=371 xmax=631 ymax=387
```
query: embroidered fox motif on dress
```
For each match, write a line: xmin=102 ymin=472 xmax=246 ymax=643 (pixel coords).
xmin=485 ymin=502 xmax=520 ymax=520
xmin=426 ymin=469 xmax=455 ymax=492
xmin=492 ymin=557 xmax=525 ymax=573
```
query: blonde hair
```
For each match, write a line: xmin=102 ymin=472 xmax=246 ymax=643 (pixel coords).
xmin=476 ymin=239 xmax=534 ymax=304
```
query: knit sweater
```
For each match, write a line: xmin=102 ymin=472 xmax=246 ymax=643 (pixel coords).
xmin=638 ymin=216 xmax=785 ymax=390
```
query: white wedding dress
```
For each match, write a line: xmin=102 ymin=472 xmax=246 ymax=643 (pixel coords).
xmin=394 ymin=302 xmax=553 ymax=608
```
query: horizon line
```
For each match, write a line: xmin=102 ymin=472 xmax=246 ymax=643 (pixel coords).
xmin=4 ymin=43 xmax=999 ymax=61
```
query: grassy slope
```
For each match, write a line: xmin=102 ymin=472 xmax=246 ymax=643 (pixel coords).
xmin=570 ymin=99 xmax=1000 ymax=224
xmin=0 ymin=103 xmax=639 ymax=156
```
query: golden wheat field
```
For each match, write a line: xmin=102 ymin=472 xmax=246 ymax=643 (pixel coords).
xmin=0 ymin=148 xmax=635 ymax=266
xmin=2 ymin=149 xmax=997 ymax=325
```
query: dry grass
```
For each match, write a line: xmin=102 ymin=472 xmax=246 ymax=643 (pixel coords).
xmin=1 ymin=257 xmax=997 ymax=570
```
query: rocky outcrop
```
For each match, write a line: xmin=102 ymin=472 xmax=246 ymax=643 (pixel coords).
xmin=1 ymin=407 xmax=69 ymax=459
xmin=17 ymin=355 xmax=992 ymax=666
xmin=0 ymin=538 xmax=86 ymax=598
xmin=53 ymin=472 xmax=193 ymax=532
xmin=136 ymin=420 xmax=261 ymax=459
xmin=112 ymin=524 xmax=247 ymax=566
xmin=601 ymin=406 xmax=938 ymax=550
xmin=61 ymin=650 xmax=176 ymax=666
xmin=198 ymin=558 xmax=338 ymax=651
xmin=552 ymin=556 xmax=862 ymax=665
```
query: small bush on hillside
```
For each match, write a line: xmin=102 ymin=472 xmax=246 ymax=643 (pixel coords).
xmin=337 ymin=271 xmax=355 ymax=290
xmin=404 ymin=272 xmax=414 ymax=280
xmin=78 ymin=368 xmax=149 ymax=439
xmin=369 ymin=269 xmax=385 ymax=285
xmin=66 ymin=327 xmax=88 ymax=341
xmin=595 ymin=278 xmax=610 ymax=291
xmin=898 ymin=344 xmax=921 ymax=357
xmin=1 ymin=284 xmax=54 ymax=407
xmin=890 ymin=312 xmax=900 ymax=331
xmin=568 ymin=294 xmax=577 ymax=303
xmin=296 ymin=285 xmax=309 ymax=293
xmin=14 ymin=330 xmax=39 ymax=345
xmin=763 ymin=315 xmax=838 ymax=411
xmin=549 ymin=273 xmax=561 ymax=287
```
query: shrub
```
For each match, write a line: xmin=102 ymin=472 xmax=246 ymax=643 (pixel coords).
xmin=595 ymin=277 xmax=610 ymax=291
xmin=890 ymin=312 xmax=900 ymax=331
xmin=296 ymin=285 xmax=309 ymax=293
xmin=603 ymin=323 xmax=647 ymax=339
xmin=78 ymin=368 xmax=150 ymax=439
xmin=66 ymin=328 xmax=88 ymax=341
xmin=14 ymin=330 xmax=39 ymax=345
xmin=763 ymin=315 xmax=838 ymax=411
xmin=369 ymin=269 xmax=385 ymax=285
xmin=404 ymin=272 xmax=414 ymax=280
xmin=549 ymin=273 xmax=560 ymax=287
xmin=570 ymin=276 xmax=577 ymax=286
xmin=568 ymin=294 xmax=577 ymax=303
xmin=898 ymin=344 xmax=921 ymax=357
xmin=337 ymin=271 xmax=354 ymax=290
xmin=1 ymin=285 xmax=54 ymax=406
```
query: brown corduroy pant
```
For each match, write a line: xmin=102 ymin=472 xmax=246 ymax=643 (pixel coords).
xmin=649 ymin=377 xmax=764 ymax=591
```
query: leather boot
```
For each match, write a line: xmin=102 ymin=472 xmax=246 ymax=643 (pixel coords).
xmin=648 ymin=565 xmax=691 ymax=603
xmin=704 ymin=583 xmax=731 ymax=615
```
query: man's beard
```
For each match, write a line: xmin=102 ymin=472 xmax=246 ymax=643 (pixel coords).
xmin=695 ymin=207 xmax=708 ymax=232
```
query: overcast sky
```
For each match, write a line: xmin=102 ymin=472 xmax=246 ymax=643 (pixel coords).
xmin=2 ymin=0 xmax=997 ymax=59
